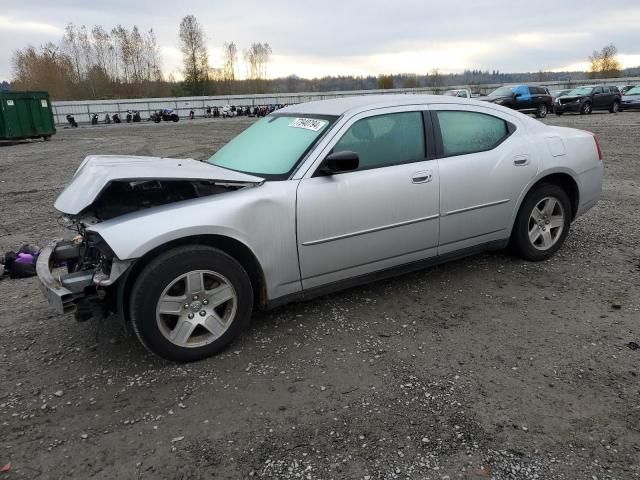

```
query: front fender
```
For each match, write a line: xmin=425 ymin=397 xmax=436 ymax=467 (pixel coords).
xmin=87 ymin=181 xmax=302 ymax=300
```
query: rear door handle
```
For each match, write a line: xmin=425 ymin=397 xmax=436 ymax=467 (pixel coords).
xmin=412 ymin=171 xmax=433 ymax=183
xmin=514 ymin=156 xmax=529 ymax=166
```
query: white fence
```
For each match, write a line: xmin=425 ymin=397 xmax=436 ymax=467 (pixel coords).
xmin=51 ymin=76 xmax=640 ymax=125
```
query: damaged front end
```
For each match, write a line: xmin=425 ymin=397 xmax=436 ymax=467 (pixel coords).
xmin=37 ymin=155 xmax=265 ymax=322
xmin=36 ymin=228 xmax=133 ymax=322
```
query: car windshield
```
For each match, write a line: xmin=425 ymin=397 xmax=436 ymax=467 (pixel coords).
xmin=489 ymin=86 xmax=515 ymax=97
xmin=567 ymin=87 xmax=594 ymax=96
xmin=625 ymin=86 xmax=640 ymax=95
xmin=208 ymin=115 xmax=335 ymax=178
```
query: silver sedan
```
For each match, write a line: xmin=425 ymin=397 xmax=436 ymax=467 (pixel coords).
xmin=38 ymin=95 xmax=603 ymax=361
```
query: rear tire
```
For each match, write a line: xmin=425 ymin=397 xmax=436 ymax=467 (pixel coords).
xmin=130 ymin=245 xmax=253 ymax=362
xmin=510 ymin=184 xmax=571 ymax=261
xmin=609 ymin=101 xmax=620 ymax=113
xmin=535 ymin=103 xmax=548 ymax=118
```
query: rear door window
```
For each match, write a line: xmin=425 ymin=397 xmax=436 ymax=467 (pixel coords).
xmin=435 ymin=110 xmax=512 ymax=157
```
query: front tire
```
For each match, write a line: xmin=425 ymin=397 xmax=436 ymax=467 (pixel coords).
xmin=510 ymin=184 xmax=571 ymax=261
xmin=535 ymin=103 xmax=548 ymax=118
xmin=130 ymin=245 xmax=253 ymax=362
xmin=580 ymin=102 xmax=592 ymax=115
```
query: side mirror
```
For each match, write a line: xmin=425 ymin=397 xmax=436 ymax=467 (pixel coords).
xmin=318 ymin=151 xmax=359 ymax=175
xmin=514 ymin=92 xmax=522 ymax=99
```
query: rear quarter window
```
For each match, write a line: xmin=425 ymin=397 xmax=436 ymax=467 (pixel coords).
xmin=435 ymin=111 xmax=513 ymax=157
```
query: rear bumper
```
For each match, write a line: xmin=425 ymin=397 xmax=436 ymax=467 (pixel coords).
xmin=576 ymin=163 xmax=604 ymax=218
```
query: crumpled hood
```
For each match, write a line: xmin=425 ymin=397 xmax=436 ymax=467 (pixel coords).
xmin=55 ymin=155 xmax=264 ymax=215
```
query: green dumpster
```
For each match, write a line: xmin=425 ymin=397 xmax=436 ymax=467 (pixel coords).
xmin=0 ymin=91 xmax=56 ymax=141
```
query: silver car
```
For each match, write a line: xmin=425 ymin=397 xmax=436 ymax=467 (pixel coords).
xmin=38 ymin=95 xmax=604 ymax=361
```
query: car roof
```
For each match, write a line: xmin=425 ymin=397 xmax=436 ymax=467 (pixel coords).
xmin=278 ymin=94 xmax=486 ymax=117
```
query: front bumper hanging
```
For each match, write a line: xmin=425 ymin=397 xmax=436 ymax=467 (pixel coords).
xmin=36 ymin=240 xmax=82 ymax=314
xmin=37 ymin=238 xmax=134 ymax=316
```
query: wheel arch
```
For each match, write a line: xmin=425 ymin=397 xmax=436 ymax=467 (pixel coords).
xmin=511 ymin=171 xmax=580 ymax=237
xmin=119 ymin=235 xmax=268 ymax=324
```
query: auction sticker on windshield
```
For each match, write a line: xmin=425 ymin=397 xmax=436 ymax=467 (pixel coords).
xmin=288 ymin=118 xmax=327 ymax=132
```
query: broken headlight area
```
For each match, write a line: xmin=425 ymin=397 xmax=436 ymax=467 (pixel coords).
xmin=51 ymin=227 xmax=130 ymax=322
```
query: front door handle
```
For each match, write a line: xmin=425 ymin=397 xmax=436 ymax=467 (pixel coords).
xmin=412 ymin=171 xmax=433 ymax=183
xmin=514 ymin=156 xmax=529 ymax=166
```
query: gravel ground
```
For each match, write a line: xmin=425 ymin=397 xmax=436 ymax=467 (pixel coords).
xmin=0 ymin=112 xmax=639 ymax=480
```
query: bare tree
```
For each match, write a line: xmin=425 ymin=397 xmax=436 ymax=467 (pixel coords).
xmin=223 ymin=42 xmax=237 ymax=81
xmin=429 ymin=68 xmax=442 ymax=88
xmin=12 ymin=43 xmax=75 ymax=99
xmin=62 ymin=24 xmax=83 ymax=83
xmin=244 ymin=42 xmax=272 ymax=81
xmin=112 ymin=25 xmax=132 ymax=83
xmin=77 ymin=25 xmax=96 ymax=96
xmin=178 ymin=15 xmax=209 ymax=91
xmin=144 ymin=29 xmax=162 ymax=82
xmin=402 ymin=74 xmax=418 ymax=88
xmin=589 ymin=44 xmax=622 ymax=78
xmin=91 ymin=26 xmax=111 ymax=75
xmin=377 ymin=74 xmax=394 ymax=89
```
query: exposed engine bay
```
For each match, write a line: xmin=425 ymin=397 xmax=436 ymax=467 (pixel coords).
xmin=48 ymin=178 xmax=250 ymax=321
xmin=83 ymin=179 xmax=242 ymax=221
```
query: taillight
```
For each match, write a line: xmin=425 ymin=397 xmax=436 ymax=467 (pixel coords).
xmin=586 ymin=131 xmax=603 ymax=161
xmin=592 ymin=133 xmax=603 ymax=161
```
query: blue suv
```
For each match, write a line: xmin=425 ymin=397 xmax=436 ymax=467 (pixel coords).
xmin=479 ymin=85 xmax=553 ymax=118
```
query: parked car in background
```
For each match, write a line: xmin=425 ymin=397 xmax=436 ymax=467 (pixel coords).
xmin=620 ymin=85 xmax=640 ymax=111
xmin=618 ymin=85 xmax=636 ymax=96
xmin=37 ymin=94 xmax=603 ymax=361
xmin=443 ymin=89 xmax=471 ymax=98
xmin=554 ymin=85 xmax=622 ymax=115
xmin=550 ymin=89 xmax=571 ymax=99
xmin=479 ymin=85 xmax=553 ymax=118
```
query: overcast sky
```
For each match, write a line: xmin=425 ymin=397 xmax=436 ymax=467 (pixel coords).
xmin=1 ymin=0 xmax=640 ymax=82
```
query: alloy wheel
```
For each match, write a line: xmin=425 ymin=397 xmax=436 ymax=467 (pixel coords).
xmin=527 ymin=197 xmax=565 ymax=251
xmin=156 ymin=270 xmax=237 ymax=348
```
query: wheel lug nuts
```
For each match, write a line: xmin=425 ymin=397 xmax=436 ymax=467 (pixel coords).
xmin=203 ymin=300 xmax=209 ymax=305
xmin=188 ymin=313 xmax=194 ymax=319
xmin=199 ymin=310 xmax=206 ymax=317
xmin=184 ymin=304 xmax=189 ymax=309
xmin=192 ymin=295 xmax=199 ymax=300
